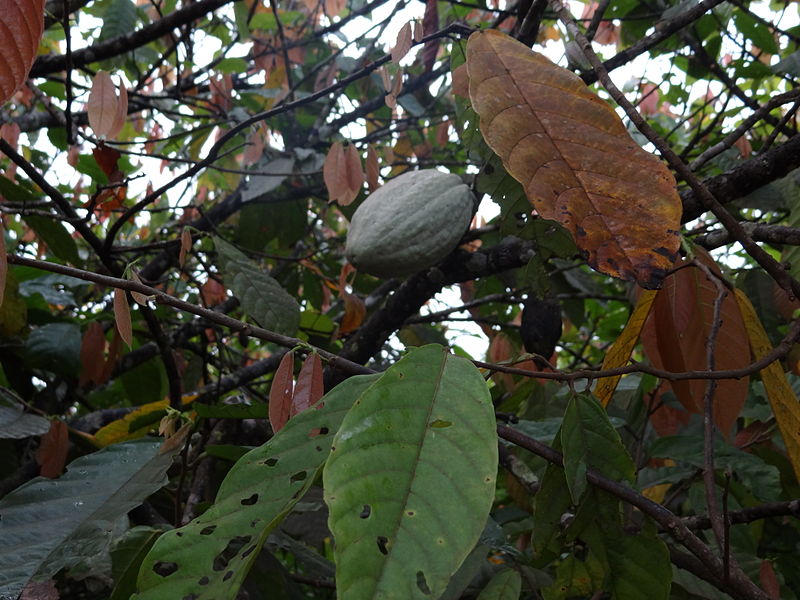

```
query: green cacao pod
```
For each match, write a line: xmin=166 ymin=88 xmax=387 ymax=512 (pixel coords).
xmin=345 ymin=169 xmax=475 ymax=278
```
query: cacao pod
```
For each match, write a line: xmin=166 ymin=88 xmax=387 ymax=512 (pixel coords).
xmin=520 ymin=296 xmax=562 ymax=362
xmin=345 ymin=169 xmax=475 ymax=278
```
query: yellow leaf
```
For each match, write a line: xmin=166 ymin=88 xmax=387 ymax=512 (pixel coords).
xmin=94 ymin=399 xmax=169 ymax=446
xmin=595 ymin=289 xmax=657 ymax=406
xmin=735 ymin=288 xmax=800 ymax=481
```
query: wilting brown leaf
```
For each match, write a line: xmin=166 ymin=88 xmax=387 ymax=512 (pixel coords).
xmin=269 ymin=351 xmax=294 ymax=433
xmin=413 ymin=20 xmax=423 ymax=43
xmin=292 ymin=352 xmax=323 ymax=416
xmin=88 ymin=72 xmax=128 ymax=139
xmin=99 ymin=329 xmax=122 ymax=384
xmin=200 ymin=277 xmax=227 ymax=306
xmin=340 ymin=292 xmax=366 ymax=335
xmin=79 ymin=321 xmax=106 ymax=387
xmin=37 ymin=420 xmax=69 ymax=478
xmin=179 ymin=227 xmax=192 ymax=267
xmin=114 ymin=287 xmax=133 ymax=347
xmin=0 ymin=220 xmax=6 ymax=308
xmin=128 ymin=270 xmax=153 ymax=306
xmin=640 ymin=252 xmax=749 ymax=438
xmin=323 ymin=142 xmax=364 ymax=205
xmin=391 ymin=22 xmax=413 ymax=64
xmin=451 ymin=63 xmax=469 ymax=98
xmin=0 ymin=0 xmax=45 ymax=104
xmin=366 ymin=144 xmax=380 ymax=191
xmin=466 ymin=30 xmax=681 ymax=289
xmin=379 ymin=66 xmax=391 ymax=92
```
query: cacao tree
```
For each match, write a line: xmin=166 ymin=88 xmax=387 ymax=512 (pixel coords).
xmin=0 ymin=0 xmax=799 ymax=599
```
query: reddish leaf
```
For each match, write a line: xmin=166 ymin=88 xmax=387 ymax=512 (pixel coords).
xmin=20 ymin=579 xmax=58 ymax=600
xmin=99 ymin=329 xmax=122 ymax=384
xmin=340 ymin=292 xmax=366 ymax=335
xmin=366 ymin=144 xmax=380 ymax=191
xmin=292 ymin=352 xmax=323 ymax=416
xmin=36 ymin=420 xmax=69 ymax=478
xmin=0 ymin=220 xmax=6 ymax=308
xmin=79 ymin=321 xmax=106 ymax=387
xmin=269 ymin=351 xmax=294 ymax=433
xmin=88 ymin=72 xmax=127 ymax=139
xmin=200 ymin=277 xmax=227 ymax=306
xmin=391 ymin=22 xmax=413 ymax=64
xmin=760 ymin=560 xmax=780 ymax=600
xmin=467 ymin=30 xmax=681 ymax=288
xmin=421 ymin=0 xmax=440 ymax=72
xmin=323 ymin=142 xmax=364 ymax=206
xmin=114 ymin=287 xmax=133 ymax=347
xmin=0 ymin=0 xmax=45 ymax=104
xmin=92 ymin=143 xmax=121 ymax=178
xmin=128 ymin=270 xmax=152 ymax=306
xmin=640 ymin=252 xmax=749 ymax=438
xmin=413 ymin=20 xmax=423 ymax=43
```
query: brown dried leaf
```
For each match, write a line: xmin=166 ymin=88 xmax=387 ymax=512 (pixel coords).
xmin=340 ymin=292 xmax=366 ymax=335
xmin=179 ymin=227 xmax=192 ymax=268
xmin=79 ymin=321 xmax=106 ymax=387
xmin=292 ymin=352 xmax=323 ymax=416
xmin=128 ymin=270 xmax=153 ymax=306
xmin=36 ymin=420 xmax=69 ymax=478
xmin=0 ymin=0 xmax=45 ymax=104
xmin=413 ymin=20 xmax=423 ymax=43
xmin=92 ymin=144 xmax=121 ymax=178
xmin=379 ymin=66 xmax=391 ymax=92
xmin=343 ymin=143 xmax=365 ymax=205
xmin=269 ymin=351 xmax=294 ymax=433
xmin=114 ymin=287 xmax=133 ymax=347
xmin=323 ymin=142 xmax=363 ymax=205
xmin=391 ymin=22 xmax=413 ymax=64
xmin=467 ymin=30 xmax=681 ymax=289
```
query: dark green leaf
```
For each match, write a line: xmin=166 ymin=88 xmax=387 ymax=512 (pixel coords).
xmin=23 ymin=215 xmax=82 ymax=266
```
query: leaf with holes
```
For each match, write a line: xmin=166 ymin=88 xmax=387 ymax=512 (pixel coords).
xmin=133 ymin=373 xmax=380 ymax=600
xmin=214 ymin=238 xmax=300 ymax=336
xmin=0 ymin=436 xmax=183 ymax=599
xmin=0 ymin=0 xmax=45 ymax=104
xmin=324 ymin=344 xmax=497 ymax=600
xmin=466 ymin=30 xmax=681 ymax=289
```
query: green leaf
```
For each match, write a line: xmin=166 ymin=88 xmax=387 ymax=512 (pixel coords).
xmin=532 ymin=459 xmax=572 ymax=560
xmin=733 ymin=10 xmax=778 ymax=54
xmin=110 ymin=526 xmax=170 ymax=600
xmin=561 ymin=393 xmax=634 ymax=503
xmin=0 ymin=388 xmax=51 ymax=439
xmin=24 ymin=322 xmax=82 ymax=376
xmin=604 ymin=527 xmax=670 ymax=600
xmin=0 ymin=437 xmax=181 ymax=599
xmin=324 ymin=344 xmax=498 ymax=600
xmin=23 ymin=215 xmax=82 ymax=266
xmin=476 ymin=568 xmax=522 ymax=599
xmin=0 ymin=175 xmax=40 ymax=204
xmin=100 ymin=0 xmax=139 ymax=41
xmin=134 ymin=374 xmax=380 ymax=600
xmin=214 ymin=238 xmax=300 ymax=336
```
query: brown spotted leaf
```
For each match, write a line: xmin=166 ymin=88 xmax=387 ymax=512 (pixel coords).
xmin=0 ymin=0 xmax=45 ymax=104
xmin=466 ymin=30 xmax=681 ymax=289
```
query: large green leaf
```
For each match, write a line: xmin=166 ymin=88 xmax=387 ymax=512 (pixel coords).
xmin=324 ymin=344 xmax=498 ymax=600
xmin=24 ymin=322 xmax=81 ymax=376
xmin=561 ymin=393 xmax=634 ymax=503
xmin=110 ymin=526 xmax=170 ymax=600
xmin=134 ymin=374 xmax=380 ymax=600
xmin=100 ymin=0 xmax=139 ymax=41
xmin=214 ymin=237 xmax=300 ymax=336
xmin=0 ymin=437 xmax=182 ymax=599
